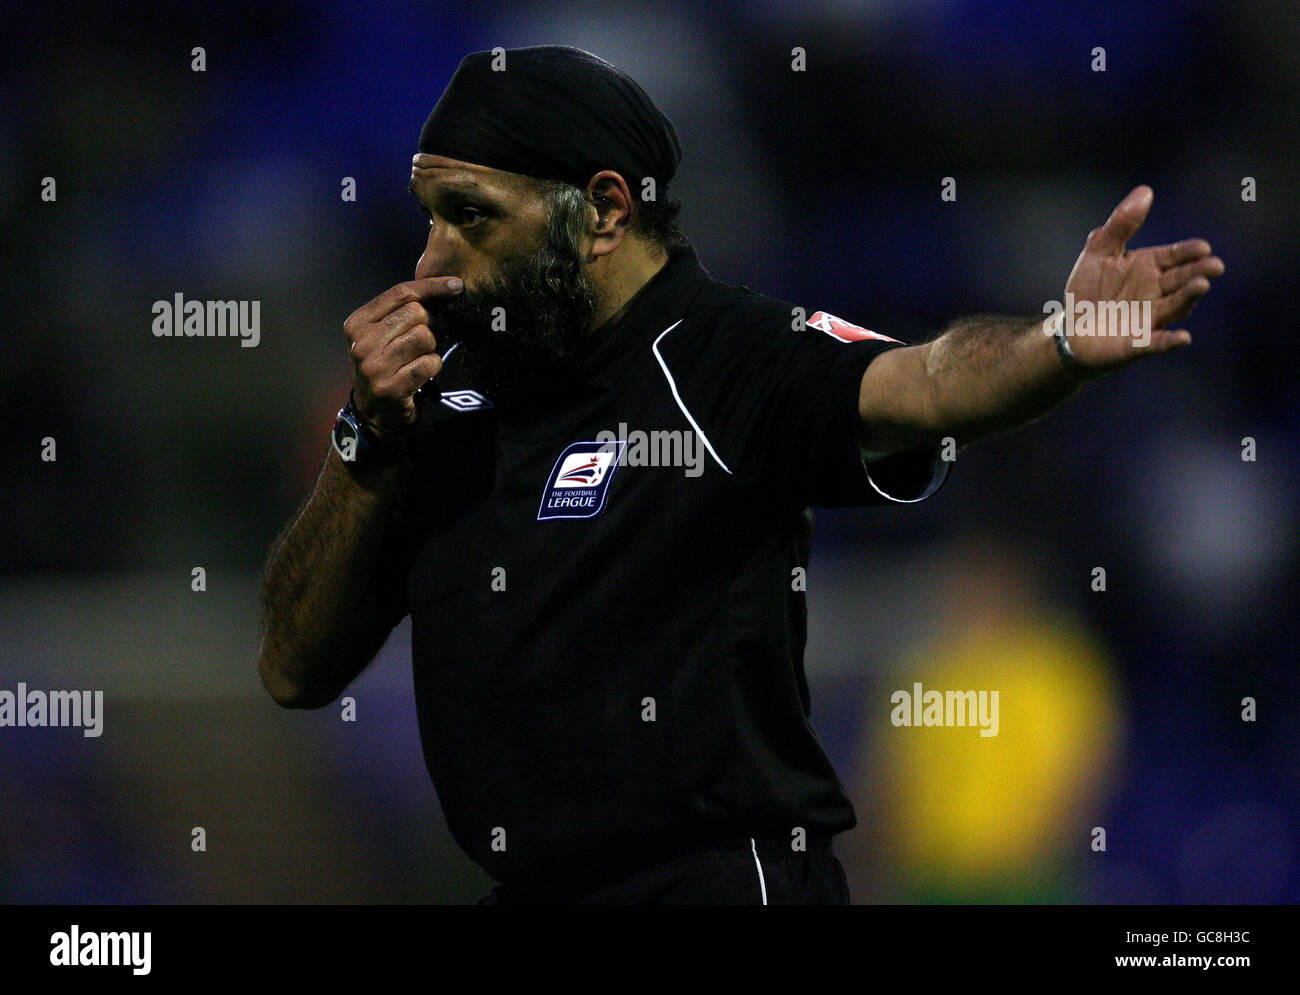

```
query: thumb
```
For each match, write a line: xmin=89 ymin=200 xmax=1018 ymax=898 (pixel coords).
xmin=1085 ymin=185 xmax=1153 ymax=256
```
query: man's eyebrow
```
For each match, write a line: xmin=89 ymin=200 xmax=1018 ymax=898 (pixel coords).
xmin=408 ymin=177 xmax=500 ymax=201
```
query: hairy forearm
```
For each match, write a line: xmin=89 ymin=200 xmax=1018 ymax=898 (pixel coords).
xmin=257 ymin=449 xmax=403 ymax=707
xmin=925 ymin=313 xmax=1092 ymax=445
xmin=860 ymin=313 xmax=1093 ymax=452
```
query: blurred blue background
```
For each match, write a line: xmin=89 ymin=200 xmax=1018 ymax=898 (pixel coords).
xmin=2 ymin=0 xmax=1296 ymax=903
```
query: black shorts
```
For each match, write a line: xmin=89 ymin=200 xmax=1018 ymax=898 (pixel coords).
xmin=476 ymin=836 xmax=851 ymax=905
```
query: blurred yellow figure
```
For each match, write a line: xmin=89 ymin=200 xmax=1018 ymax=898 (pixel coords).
xmin=851 ymin=543 xmax=1125 ymax=901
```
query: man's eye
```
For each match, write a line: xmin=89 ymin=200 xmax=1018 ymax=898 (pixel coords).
xmin=415 ymin=202 xmax=486 ymax=228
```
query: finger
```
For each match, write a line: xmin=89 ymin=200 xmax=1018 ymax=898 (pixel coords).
xmin=376 ymin=300 xmax=431 ymax=345
xmin=1145 ymin=329 xmax=1193 ymax=355
xmin=1152 ymin=238 xmax=1212 ymax=269
xmin=1086 ymin=185 xmax=1154 ymax=255
xmin=391 ymin=352 xmax=444 ymax=398
xmin=1158 ymin=255 xmax=1225 ymax=294
xmin=383 ymin=325 xmax=439 ymax=367
xmin=349 ymin=276 xmax=464 ymax=324
xmin=1153 ymin=275 xmax=1211 ymax=326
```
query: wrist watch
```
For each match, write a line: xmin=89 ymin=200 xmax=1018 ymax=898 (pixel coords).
xmin=331 ymin=391 xmax=415 ymax=467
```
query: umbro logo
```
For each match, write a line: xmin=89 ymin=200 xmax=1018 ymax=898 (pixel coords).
xmin=440 ymin=389 xmax=493 ymax=411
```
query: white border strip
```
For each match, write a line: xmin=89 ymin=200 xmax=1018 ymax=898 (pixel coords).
xmin=651 ymin=320 xmax=733 ymax=475
xmin=863 ymin=449 xmax=951 ymax=504
xmin=750 ymin=838 xmax=769 ymax=905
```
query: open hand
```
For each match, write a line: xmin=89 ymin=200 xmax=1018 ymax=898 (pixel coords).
xmin=1059 ymin=186 xmax=1224 ymax=372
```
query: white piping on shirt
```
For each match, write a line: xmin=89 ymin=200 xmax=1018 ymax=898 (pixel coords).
xmin=862 ymin=448 xmax=951 ymax=504
xmin=750 ymin=838 xmax=769 ymax=905
xmin=650 ymin=320 xmax=733 ymax=475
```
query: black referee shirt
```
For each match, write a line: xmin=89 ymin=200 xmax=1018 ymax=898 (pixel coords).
xmin=376 ymin=244 xmax=949 ymax=887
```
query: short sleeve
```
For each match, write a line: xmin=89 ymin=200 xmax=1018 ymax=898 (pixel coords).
xmin=641 ymin=295 xmax=951 ymax=511
xmin=860 ymin=446 xmax=951 ymax=505
xmin=761 ymin=319 xmax=949 ymax=509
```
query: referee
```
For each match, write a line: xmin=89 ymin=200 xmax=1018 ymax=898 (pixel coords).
xmin=257 ymin=46 xmax=1223 ymax=904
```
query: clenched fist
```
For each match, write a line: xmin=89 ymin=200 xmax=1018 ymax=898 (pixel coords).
xmin=343 ymin=276 xmax=464 ymax=433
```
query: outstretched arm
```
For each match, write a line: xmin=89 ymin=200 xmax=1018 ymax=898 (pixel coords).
xmin=857 ymin=186 xmax=1225 ymax=452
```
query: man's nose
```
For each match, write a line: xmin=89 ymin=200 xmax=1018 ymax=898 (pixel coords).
xmin=414 ymin=229 xmax=460 ymax=282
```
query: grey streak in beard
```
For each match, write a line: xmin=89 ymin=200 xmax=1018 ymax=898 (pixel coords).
xmin=429 ymin=184 xmax=607 ymax=406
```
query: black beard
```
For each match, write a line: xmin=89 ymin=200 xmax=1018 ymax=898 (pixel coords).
xmin=429 ymin=237 xmax=604 ymax=407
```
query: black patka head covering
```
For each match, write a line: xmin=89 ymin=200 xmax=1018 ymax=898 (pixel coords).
xmin=418 ymin=45 xmax=681 ymax=194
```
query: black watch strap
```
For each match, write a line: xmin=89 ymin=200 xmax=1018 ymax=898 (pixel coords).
xmin=332 ymin=392 xmax=416 ymax=467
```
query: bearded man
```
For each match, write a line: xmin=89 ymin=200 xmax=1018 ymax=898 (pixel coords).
xmin=257 ymin=46 xmax=1223 ymax=905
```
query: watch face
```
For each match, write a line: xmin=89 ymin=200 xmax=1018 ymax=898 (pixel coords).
xmin=332 ymin=415 xmax=363 ymax=463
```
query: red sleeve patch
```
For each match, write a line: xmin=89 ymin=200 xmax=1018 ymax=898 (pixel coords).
xmin=806 ymin=311 xmax=900 ymax=344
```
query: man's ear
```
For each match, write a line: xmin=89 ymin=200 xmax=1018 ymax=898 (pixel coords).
xmin=586 ymin=170 xmax=634 ymax=258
